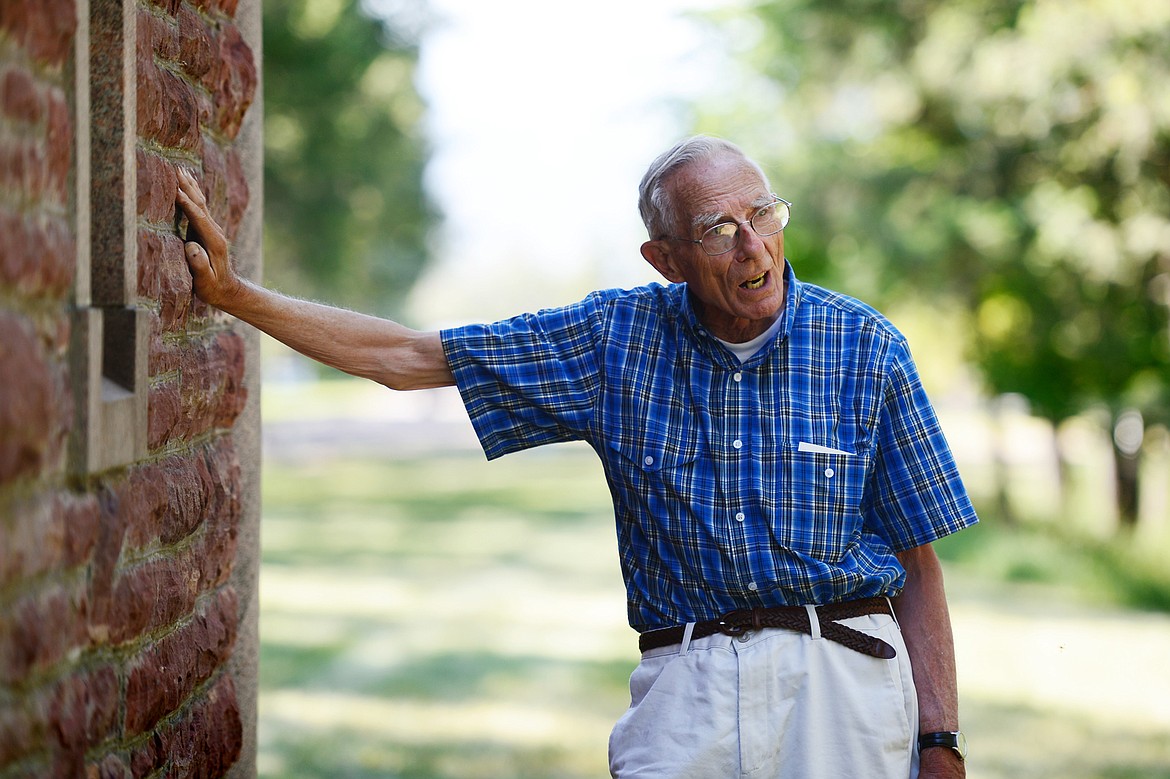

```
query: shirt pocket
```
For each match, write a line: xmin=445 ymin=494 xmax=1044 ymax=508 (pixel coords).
xmin=772 ymin=441 xmax=870 ymax=562
xmin=606 ymin=431 xmax=705 ymax=511
xmin=608 ymin=432 xmax=702 ymax=478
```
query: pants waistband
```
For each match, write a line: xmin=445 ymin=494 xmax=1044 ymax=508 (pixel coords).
xmin=637 ymin=597 xmax=897 ymax=659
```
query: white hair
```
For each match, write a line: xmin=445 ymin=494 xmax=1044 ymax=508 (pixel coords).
xmin=637 ymin=135 xmax=768 ymax=239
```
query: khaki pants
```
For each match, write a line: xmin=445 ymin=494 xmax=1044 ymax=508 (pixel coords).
xmin=609 ymin=610 xmax=919 ymax=779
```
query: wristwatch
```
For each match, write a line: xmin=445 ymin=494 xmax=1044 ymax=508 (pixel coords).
xmin=918 ymin=731 xmax=967 ymax=762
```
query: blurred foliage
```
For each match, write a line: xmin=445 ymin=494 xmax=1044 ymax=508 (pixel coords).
xmin=701 ymin=0 xmax=1170 ymax=522
xmin=262 ymin=0 xmax=435 ymax=317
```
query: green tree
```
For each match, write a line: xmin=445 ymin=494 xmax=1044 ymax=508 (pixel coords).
xmin=263 ymin=0 xmax=435 ymax=318
xmin=703 ymin=0 xmax=1170 ymax=528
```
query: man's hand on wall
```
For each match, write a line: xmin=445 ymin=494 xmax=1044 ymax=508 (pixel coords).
xmin=175 ymin=168 xmax=243 ymax=309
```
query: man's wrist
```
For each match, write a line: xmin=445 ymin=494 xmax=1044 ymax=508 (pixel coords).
xmin=918 ymin=731 xmax=967 ymax=762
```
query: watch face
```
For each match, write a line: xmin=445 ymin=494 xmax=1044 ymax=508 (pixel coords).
xmin=955 ymin=731 xmax=968 ymax=759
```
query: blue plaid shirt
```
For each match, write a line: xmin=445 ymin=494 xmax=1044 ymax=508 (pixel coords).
xmin=441 ymin=262 xmax=978 ymax=632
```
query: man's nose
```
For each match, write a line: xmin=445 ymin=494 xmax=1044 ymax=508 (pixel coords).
xmin=736 ymin=221 xmax=766 ymax=257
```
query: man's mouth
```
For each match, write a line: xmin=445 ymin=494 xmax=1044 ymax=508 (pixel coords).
xmin=741 ymin=272 xmax=767 ymax=290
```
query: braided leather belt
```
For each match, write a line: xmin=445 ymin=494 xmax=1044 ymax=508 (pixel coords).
xmin=638 ymin=597 xmax=897 ymax=659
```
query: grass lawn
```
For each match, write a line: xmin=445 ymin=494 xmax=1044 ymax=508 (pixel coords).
xmin=258 ymin=445 xmax=633 ymax=778
xmin=256 ymin=379 xmax=1170 ymax=778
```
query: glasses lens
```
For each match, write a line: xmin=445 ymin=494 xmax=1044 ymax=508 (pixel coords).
xmin=752 ymin=200 xmax=790 ymax=236
xmin=701 ymin=223 xmax=739 ymax=255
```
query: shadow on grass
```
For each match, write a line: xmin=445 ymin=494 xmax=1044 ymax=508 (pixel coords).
xmin=262 ymin=638 xmax=631 ymax=707
xmin=261 ymin=730 xmax=596 ymax=779
xmin=259 ymin=447 xmax=1170 ymax=778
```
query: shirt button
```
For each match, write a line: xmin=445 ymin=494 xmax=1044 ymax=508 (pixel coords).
xmin=735 ymin=512 xmax=746 ymax=522
xmin=732 ymin=439 xmax=742 ymax=449
xmin=644 ymin=456 xmax=654 ymax=466
xmin=733 ymin=372 xmax=742 ymax=382
xmin=825 ymin=468 xmax=835 ymax=478
xmin=747 ymin=582 xmax=759 ymax=592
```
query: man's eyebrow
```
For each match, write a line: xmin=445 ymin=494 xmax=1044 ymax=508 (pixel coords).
xmin=691 ymin=210 xmax=728 ymax=233
xmin=690 ymin=195 xmax=776 ymax=233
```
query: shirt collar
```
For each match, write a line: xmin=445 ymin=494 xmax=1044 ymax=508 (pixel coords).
xmin=674 ymin=260 xmax=803 ymax=367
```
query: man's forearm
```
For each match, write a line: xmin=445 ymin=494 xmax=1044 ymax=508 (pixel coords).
xmin=175 ymin=167 xmax=453 ymax=391
xmin=213 ymin=275 xmax=453 ymax=391
xmin=894 ymin=544 xmax=965 ymax=777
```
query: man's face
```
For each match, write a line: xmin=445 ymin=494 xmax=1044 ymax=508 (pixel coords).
xmin=641 ymin=153 xmax=787 ymax=343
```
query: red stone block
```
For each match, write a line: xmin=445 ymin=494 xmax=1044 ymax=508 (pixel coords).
xmin=210 ymin=25 xmax=255 ymax=141
xmin=58 ymin=492 xmax=103 ymax=570
xmin=136 ymin=228 xmax=163 ymax=300
xmin=0 ymin=311 xmax=62 ymax=485
xmin=85 ymin=486 xmax=129 ymax=646
xmin=0 ymin=580 xmax=89 ymax=684
xmin=159 ymin=235 xmax=196 ymax=330
xmin=0 ymin=493 xmax=100 ymax=588
xmin=138 ymin=228 xmax=194 ymax=333
xmin=176 ymin=5 xmax=214 ymax=81
xmin=124 ymin=586 xmax=238 ymax=736
xmin=223 ymin=147 xmax=249 ymax=239
xmin=117 ymin=461 xmax=171 ymax=550
xmin=145 ymin=308 xmax=172 ymax=376
xmin=139 ymin=5 xmax=179 ymax=63
xmin=128 ymin=673 xmax=242 ymax=778
xmin=136 ymin=56 xmax=200 ymax=151
xmin=0 ymin=687 xmax=38 ymax=765
xmin=198 ymin=139 xmax=228 ymax=228
xmin=119 ymin=445 xmax=236 ymax=551
xmin=50 ymin=664 xmax=120 ymax=757
xmin=0 ymin=135 xmax=48 ymax=203
xmin=105 ymin=552 xmax=201 ymax=645
xmin=0 ymin=0 xmax=78 ymax=67
xmin=0 ymin=208 xmax=77 ymax=298
xmin=1 ymin=66 xmax=45 ymax=124
xmin=161 ymin=673 xmax=242 ymax=779
xmin=201 ymin=437 xmax=242 ymax=529
xmin=136 ymin=149 xmax=178 ymax=223
xmin=44 ymin=85 xmax=70 ymax=204
xmin=217 ymin=332 xmax=247 ymax=428
xmin=146 ymin=378 xmax=182 ymax=451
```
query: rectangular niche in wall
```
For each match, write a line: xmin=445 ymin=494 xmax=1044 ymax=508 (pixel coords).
xmin=69 ymin=0 xmax=148 ymax=476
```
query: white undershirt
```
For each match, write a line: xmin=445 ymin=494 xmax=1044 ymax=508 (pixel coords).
xmin=715 ymin=315 xmax=785 ymax=363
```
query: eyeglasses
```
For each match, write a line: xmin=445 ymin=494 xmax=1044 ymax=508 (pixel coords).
xmin=662 ymin=196 xmax=792 ymax=256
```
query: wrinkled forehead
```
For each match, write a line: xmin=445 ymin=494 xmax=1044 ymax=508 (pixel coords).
xmin=667 ymin=154 xmax=773 ymax=230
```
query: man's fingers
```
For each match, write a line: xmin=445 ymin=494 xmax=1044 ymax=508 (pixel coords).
xmin=174 ymin=167 xmax=224 ymax=252
xmin=184 ymin=240 xmax=212 ymax=275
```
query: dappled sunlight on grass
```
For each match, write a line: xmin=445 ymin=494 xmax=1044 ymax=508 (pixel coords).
xmin=259 ymin=446 xmax=633 ymax=778
xmin=258 ymin=390 xmax=1170 ymax=779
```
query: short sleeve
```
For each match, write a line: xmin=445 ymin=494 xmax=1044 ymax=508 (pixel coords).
xmin=439 ymin=295 xmax=607 ymax=460
xmin=864 ymin=338 xmax=979 ymax=550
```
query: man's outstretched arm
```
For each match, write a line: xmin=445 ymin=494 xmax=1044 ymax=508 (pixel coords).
xmin=175 ymin=168 xmax=454 ymax=391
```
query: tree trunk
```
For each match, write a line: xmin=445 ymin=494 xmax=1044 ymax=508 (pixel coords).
xmin=1113 ymin=443 xmax=1141 ymax=530
xmin=1053 ymin=423 xmax=1074 ymax=523
xmin=1111 ymin=410 xmax=1144 ymax=531
xmin=991 ymin=396 xmax=1017 ymax=526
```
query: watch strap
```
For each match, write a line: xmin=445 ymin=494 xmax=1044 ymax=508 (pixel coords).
xmin=918 ymin=731 xmax=966 ymax=761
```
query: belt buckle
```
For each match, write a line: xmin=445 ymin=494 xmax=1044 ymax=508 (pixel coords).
xmin=717 ymin=608 xmax=759 ymax=637
xmin=716 ymin=619 xmax=747 ymax=637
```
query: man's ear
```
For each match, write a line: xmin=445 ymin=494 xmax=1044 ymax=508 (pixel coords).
xmin=641 ymin=240 xmax=685 ymax=283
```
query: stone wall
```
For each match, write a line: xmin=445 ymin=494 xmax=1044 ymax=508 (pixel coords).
xmin=0 ymin=0 xmax=262 ymax=776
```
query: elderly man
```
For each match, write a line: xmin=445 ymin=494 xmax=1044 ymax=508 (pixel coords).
xmin=177 ymin=135 xmax=976 ymax=778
